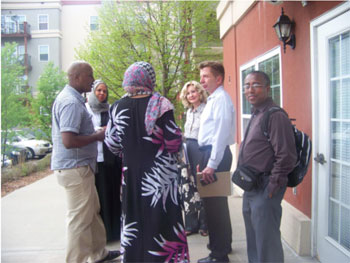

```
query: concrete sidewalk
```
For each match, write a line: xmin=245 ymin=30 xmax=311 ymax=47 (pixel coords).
xmin=1 ymin=174 xmax=319 ymax=263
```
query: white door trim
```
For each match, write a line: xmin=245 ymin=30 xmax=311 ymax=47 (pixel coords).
xmin=310 ymin=1 xmax=350 ymax=258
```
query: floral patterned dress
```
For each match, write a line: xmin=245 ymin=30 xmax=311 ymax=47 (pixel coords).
xmin=105 ymin=96 xmax=189 ymax=263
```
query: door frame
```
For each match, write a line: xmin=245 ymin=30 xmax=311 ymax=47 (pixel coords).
xmin=310 ymin=1 xmax=350 ymax=258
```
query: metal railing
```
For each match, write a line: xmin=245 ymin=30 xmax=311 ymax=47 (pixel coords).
xmin=18 ymin=54 xmax=32 ymax=70
xmin=1 ymin=22 xmax=31 ymax=36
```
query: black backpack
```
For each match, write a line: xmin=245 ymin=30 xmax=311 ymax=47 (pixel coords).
xmin=260 ymin=106 xmax=312 ymax=187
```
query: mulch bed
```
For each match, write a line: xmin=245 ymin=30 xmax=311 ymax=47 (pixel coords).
xmin=1 ymin=168 xmax=52 ymax=197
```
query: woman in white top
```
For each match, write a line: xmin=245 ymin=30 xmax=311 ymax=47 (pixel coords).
xmin=86 ymin=80 xmax=122 ymax=242
xmin=180 ymin=80 xmax=209 ymax=236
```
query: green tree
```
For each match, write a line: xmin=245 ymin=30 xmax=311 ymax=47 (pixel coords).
xmin=31 ymin=62 xmax=67 ymax=141
xmin=77 ymin=1 xmax=221 ymax=110
xmin=1 ymin=43 xmax=31 ymax=165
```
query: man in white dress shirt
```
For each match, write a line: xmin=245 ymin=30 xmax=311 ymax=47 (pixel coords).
xmin=197 ymin=61 xmax=236 ymax=263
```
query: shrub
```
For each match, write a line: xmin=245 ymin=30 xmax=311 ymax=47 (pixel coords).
xmin=1 ymin=154 xmax=51 ymax=184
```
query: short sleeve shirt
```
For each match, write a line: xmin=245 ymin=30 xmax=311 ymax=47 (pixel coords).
xmin=51 ymin=85 xmax=97 ymax=171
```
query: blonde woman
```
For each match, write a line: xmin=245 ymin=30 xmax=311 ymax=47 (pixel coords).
xmin=180 ymin=80 xmax=209 ymax=236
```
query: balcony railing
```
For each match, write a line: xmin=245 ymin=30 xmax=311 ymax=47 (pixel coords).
xmin=1 ymin=22 xmax=31 ymax=37
xmin=18 ymin=54 xmax=32 ymax=71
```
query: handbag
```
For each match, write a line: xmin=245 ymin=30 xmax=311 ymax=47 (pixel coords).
xmin=177 ymin=143 xmax=202 ymax=215
xmin=232 ymin=165 xmax=260 ymax=191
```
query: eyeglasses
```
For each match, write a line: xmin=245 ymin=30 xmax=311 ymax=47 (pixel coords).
xmin=243 ymin=83 xmax=266 ymax=90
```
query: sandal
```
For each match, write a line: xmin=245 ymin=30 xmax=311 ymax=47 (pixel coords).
xmin=199 ymin=229 xmax=208 ymax=236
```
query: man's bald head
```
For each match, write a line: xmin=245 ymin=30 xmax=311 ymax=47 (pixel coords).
xmin=68 ymin=61 xmax=91 ymax=82
xmin=67 ymin=61 xmax=94 ymax=93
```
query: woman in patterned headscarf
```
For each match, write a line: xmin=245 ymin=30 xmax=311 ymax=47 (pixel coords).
xmin=86 ymin=80 xmax=122 ymax=242
xmin=105 ymin=62 xmax=189 ymax=262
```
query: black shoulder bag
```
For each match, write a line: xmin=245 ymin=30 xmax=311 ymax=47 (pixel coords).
xmin=231 ymin=114 xmax=263 ymax=191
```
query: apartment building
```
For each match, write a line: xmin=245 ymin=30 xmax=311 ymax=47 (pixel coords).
xmin=1 ymin=0 xmax=101 ymax=95
xmin=1 ymin=0 xmax=61 ymax=95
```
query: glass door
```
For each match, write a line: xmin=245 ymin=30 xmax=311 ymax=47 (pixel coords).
xmin=314 ymin=5 xmax=350 ymax=262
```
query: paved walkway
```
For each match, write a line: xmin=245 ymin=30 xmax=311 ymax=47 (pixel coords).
xmin=1 ymin=174 xmax=319 ymax=263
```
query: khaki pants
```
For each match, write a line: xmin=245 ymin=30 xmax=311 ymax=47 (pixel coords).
xmin=55 ymin=166 xmax=108 ymax=263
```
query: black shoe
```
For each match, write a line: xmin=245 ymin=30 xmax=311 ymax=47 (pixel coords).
xmin=197 ymin=255 xmax=229 ymax=263
xmin=207 ymin=244 xmax=232 ymax=254
xmin=95 ymin=250 xmax=121 ymax=263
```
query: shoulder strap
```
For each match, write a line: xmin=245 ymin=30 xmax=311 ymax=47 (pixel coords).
xmin=260 ymin=106 xmax=288 ymax=140
xmin=238 ymin=114 xmax=254 ymax=162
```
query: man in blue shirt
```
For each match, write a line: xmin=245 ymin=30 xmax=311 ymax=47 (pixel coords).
xmin=197 ymin=61 xmax=236 ymax=263
xmin=52 ymin=61 xmax=120 ymax=263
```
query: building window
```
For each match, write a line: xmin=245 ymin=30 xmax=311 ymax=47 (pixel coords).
xmin=17 ymin=45 xmax=25 ymax=56
xmin=15 ymin=85 xmax=27 ymax=94
xmin=239 ymin=48 xmax=281 ymax=139
xmin=39 ymin=45 xmax=49 ymax=61
xmin=1 ymin=15 xmax=5 ymax=33
xmin=15 ymin=76 xmax=27 ymax=94
xmin=17 ymin=15 xmax=26 ymax=32
xmin=17 ymin=45 xmax=25 ymax=64
xmin=38 ymin=15 xmax=48 ymax=30
xmin=90 ymin=16 xmax=98 ymax=31
xmin=39 ymin=106 xmax=50 ymax=116
xmin=11 ymin=45 xmax=24 ymax=57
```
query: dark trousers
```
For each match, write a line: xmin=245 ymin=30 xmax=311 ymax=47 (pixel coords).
xmin=95 ymin=162 xmax=121 ymax=242
xmin=185 ymin=139 xmax=208 ymax=232
xmin=199 ymin=146 xmax=233 ymax=258
xmin=242 ymin=176 xmax=286 ymax=263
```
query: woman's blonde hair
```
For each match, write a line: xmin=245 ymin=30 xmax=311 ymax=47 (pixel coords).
xmin=180 ymin=80 xmax=208 ymax=108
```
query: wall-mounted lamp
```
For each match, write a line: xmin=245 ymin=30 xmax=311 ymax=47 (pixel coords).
xmin=273 ymin=8 xmax=296 ymax=53
xmin=301 ymin=1 xmax=308 ymax=7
